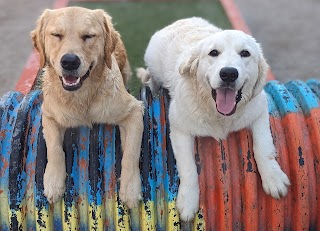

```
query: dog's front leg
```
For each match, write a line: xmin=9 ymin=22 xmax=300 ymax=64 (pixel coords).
xmin=170 ymin=126 xmax=199 ymax=221
xmin=118 ymin=106 xmax=144 ymax=208
xmin=250 ymin=106 xmax=290 ymax=198
xmin=42 ymin=115 xmax=66 ymax=204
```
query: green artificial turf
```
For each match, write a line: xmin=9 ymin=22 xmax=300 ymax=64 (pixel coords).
xmin=70 ymin=1 xmax=231 ymax=96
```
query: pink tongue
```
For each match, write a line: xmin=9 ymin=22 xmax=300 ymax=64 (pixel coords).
xmin=64 ymin=75 xmax=78 ymax=84
xmin=216 ymin=88 xmax=237 ymax=115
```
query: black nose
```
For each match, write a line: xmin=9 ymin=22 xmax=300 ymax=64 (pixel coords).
xmin=219 ymin=67 xmax=238 ymax=82
xmin=60 ymin=54 xmax=80 ymax=71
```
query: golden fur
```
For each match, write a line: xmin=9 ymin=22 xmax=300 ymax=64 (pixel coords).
xmin=31 ymin=6 xmax=143 ymax=208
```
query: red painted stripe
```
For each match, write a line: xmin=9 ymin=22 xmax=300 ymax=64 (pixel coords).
xmin=15 ymin=0 xmax=70 ymax=94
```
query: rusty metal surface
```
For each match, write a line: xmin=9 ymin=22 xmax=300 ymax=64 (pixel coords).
xmin=0 ymin=80 xmax=319 ymax=230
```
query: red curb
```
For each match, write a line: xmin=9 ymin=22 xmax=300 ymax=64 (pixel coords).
xmin=219 ymin=0 xmax=276 ymax=81
xmin=16 ymin=0 xmax=275 ymax=94
xmin=15 ymin=0 xmax=70 ymax=95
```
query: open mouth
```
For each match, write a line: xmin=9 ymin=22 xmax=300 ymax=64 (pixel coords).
xmin=211 ymin=86 xmax=243 ymax=116
xmin=59 ymin=64 xmax=93 ymax=91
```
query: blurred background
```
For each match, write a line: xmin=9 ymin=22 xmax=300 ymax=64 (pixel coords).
xmin=0 ymin=0 xmax=319 ymax=97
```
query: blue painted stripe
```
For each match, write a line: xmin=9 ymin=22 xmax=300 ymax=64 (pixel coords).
xmin=10 ymin=90 xmax=42 ymax=208
xmin=266 ymin=90 xmax=280 ymax=117
xmin=285 ymin=80 xmax=319 ymax=115
xmin=0 ymin=91 xmax=23 ymax=231
xmin=264 ymin=81 xmax=300 ymax=116
xmin=25 ymin=91 xmax=42 ymax=230
xmin=306 ymin=79 xmax=320 ymax=99
xmin=152 ymin=97 xmax=166 ymax=231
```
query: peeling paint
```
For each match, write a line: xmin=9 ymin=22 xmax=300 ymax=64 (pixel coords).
xmin=0 ymin=80 xmax=319 ymax=230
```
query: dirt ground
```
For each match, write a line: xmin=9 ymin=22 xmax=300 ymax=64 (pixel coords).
xmin=0 ymin=0 xmax=319 ymax=97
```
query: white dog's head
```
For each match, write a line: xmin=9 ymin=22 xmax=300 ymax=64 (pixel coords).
xmin=179 ymin=30 xmax=268 ymax=116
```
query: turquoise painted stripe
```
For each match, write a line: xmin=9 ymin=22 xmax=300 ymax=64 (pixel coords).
xmin=78 ymin=126 xmax=90 ymax=230
xmin=25 ymin=91 xmax=42 ymax=229
xmin=0 ymin=91 xmax=23 ymax=231
xmin=264 ymin=81 xmax=300 ymax=117
xmin=152 ymin=97 xmax=166 ymax=230
xmin=306 ymin=79 xmax=320 ymax=99
xmin=266 ymin=91 xmax=280 ymax=117
xmin=11 ymin=91 xmax=43 ymax=207
xmin=285 ymin=80 xmax=319 ymax=115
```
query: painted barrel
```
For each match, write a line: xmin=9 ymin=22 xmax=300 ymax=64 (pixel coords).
xmin=0 ymin=80 xmax=319 ymax=231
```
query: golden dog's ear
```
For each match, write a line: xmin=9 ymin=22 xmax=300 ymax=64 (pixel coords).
xmin=253 ymin=53 xmax=269 ymax=97
xmin=179 ymin=52 xmax=199 ymax=77
xmin=95 ymin=9 xmax=120 ymax=69
xmin=31 ymin=9 xmax=50 ymax=69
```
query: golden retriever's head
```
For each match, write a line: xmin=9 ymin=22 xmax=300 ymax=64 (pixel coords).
xmin=31 ymin=7 xmax=119 ymax=91
xmin=179 ymin=30 xmax=268 ymax=116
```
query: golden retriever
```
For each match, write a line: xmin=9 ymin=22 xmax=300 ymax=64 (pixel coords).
xmin=31 ymin=6 xmax=144 ymax=208
xmin=138 ymin=17 xmax=290 ymax=221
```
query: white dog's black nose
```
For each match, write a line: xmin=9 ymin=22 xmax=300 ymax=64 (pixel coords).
xmin=60 ymin=54 xmax=81 ymax=71
xmin=220 ymin=67 xmax=238 ymax=82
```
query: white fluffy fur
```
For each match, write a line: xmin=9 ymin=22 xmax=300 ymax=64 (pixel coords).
xmin=138 ymin=17 xmax=290 ymax=221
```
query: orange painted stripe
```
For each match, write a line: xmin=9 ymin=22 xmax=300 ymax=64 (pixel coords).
xmin=268 ymin=116 xmax=289 ymax=230
xmin=281 ymin=113 xmax=311 ymax=231
xmin=213 ymin=140 xmax=232 ymax=231
xmin=238 ymin=130 xmax=259 ymax=231
xmin=305 ymin=108 xmax=320 ymax=230
xmin=15 ymin=0 xmax=70 ymax=94
xmin=198 ymin=137 xmax=217 ymax=229
xmin=227 ymin=133 xmax=242 ymax=231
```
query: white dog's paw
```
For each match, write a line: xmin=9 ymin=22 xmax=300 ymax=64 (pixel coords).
xmin=43 ymin=163 xmax=66 ymax=204
xmin=176 ymin=183 xmax=199 ymax=222
xmin=260 ymin=163 xmax=290 ymax=199
xmin=119 ymin=171 xmax=142 ymax=208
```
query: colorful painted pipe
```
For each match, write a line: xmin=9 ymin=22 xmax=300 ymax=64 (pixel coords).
xmin=0 ymin=80 xmax=319 ymax=230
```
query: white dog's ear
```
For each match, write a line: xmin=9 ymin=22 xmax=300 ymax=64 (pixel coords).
xmin=179 ymin=52 xmax=199 ymax=77
xmin=252 ymin=53 xmax=269 ymax=97
xmin=31 ymin=9 xmax=50 ymax=68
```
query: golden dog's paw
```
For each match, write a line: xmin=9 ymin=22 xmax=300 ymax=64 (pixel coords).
xmin=43 ymin=164 xmax=66 ymax=204
xmin=119 ymin=172 xmax=142 ymax=208
xmin=261 ymin=163 xmax=291 ymax=199
xmin=176 ymin=183 xmax=200 ymax=222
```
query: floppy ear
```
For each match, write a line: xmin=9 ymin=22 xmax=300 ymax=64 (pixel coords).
xmin=95 ymin=9 xmax=120 ymax=69
xmin=179 ymin=52 xmax=200 ymax=77
xmin=252 ymin=53 xmax=269 ymax=97
xmin=31 ymin=9 xmax=50 ymax=68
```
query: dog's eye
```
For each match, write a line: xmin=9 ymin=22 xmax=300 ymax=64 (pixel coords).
xmin=82 ymin=34 xmax=96 ymax=41
xmin=209 ymin=49 xmax=219 ymax=57
xmin=51 ymin=33 xmax=63 ymax=40
xmin=240 ymin=50 xmax=250 ymax=57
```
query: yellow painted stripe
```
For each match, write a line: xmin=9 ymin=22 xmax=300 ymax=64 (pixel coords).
xmin=88 ymin=203 xmax=104 ymax=230
xmin=166 ymin=200 xmax=180 ymax=230
xmin=62 ymin=200 xmax=80 ymax=230
xmin=193 ymin=209 xmax=206 ymax=231
xmin=140 ymin=200 xmax=156 ymax=230
xmin=114 ymin=193 xmax=130 ymax=231
xmin=35 ymin=206 xmax=52 ymax=231
xmin=0 ymin=196 xmax=9 ymax=228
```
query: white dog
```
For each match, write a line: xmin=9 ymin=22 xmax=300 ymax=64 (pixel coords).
xmin=137 ymin=17 xmax=290 ymax=221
